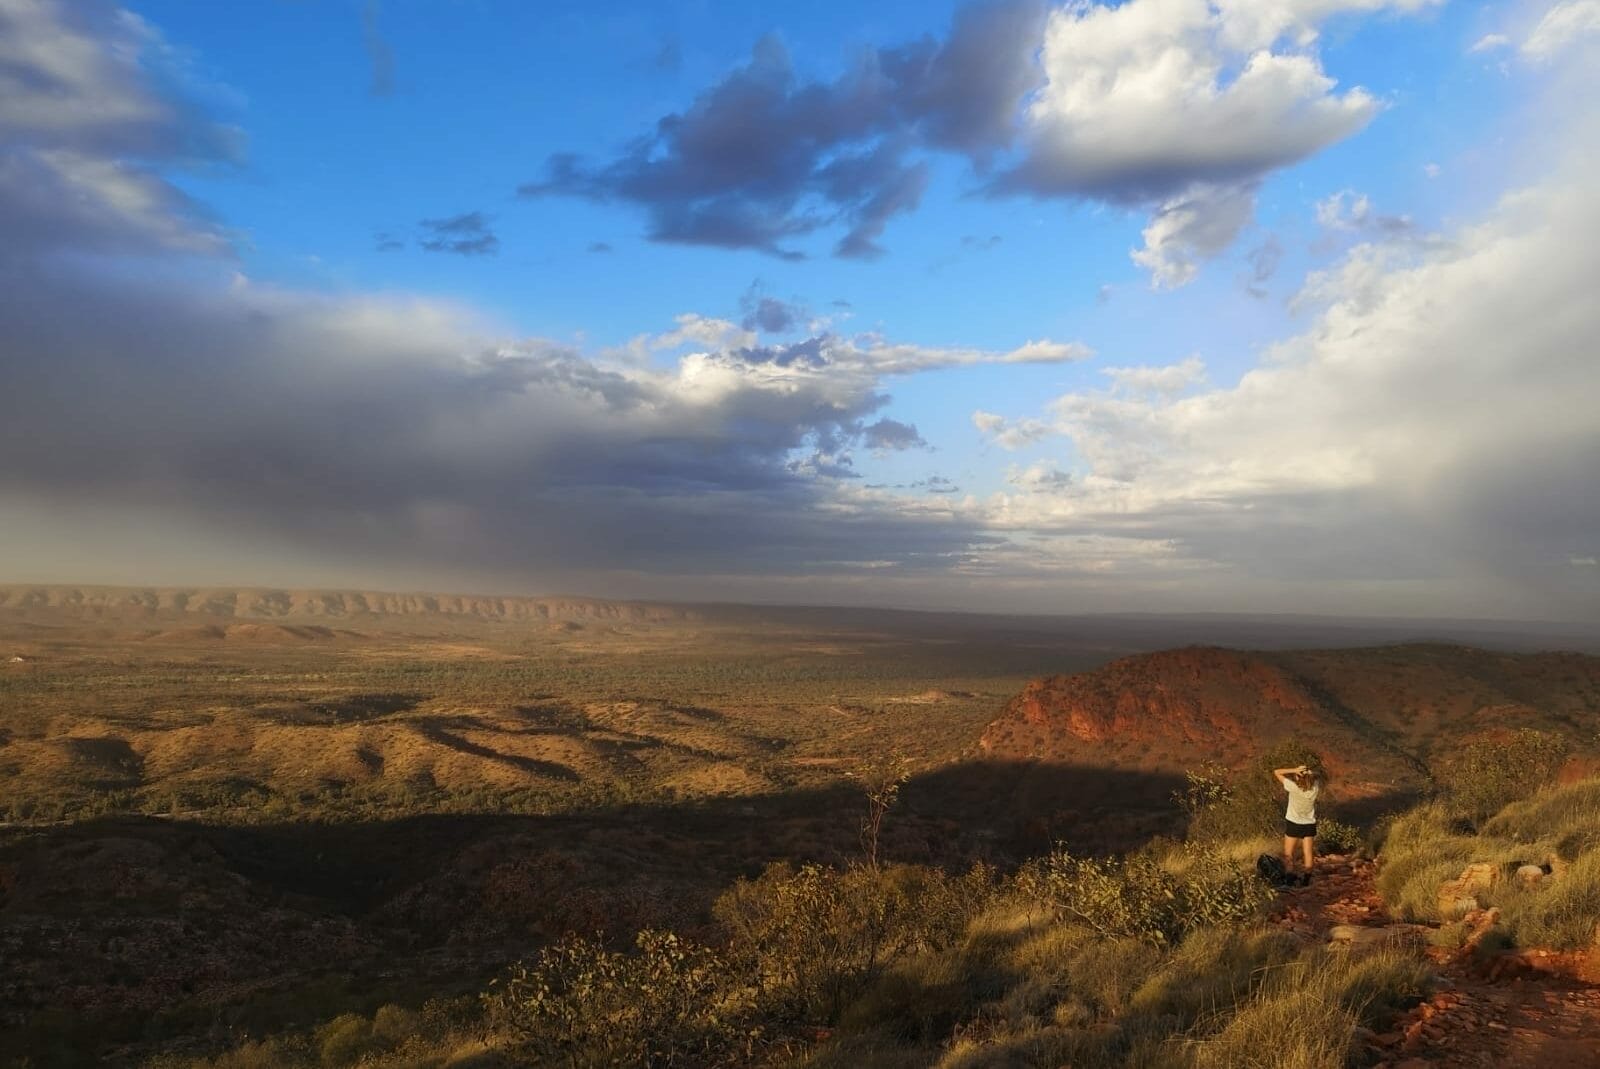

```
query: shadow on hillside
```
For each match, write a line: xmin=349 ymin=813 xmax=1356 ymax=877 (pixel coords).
xmin=1 ymin=762 xmax=1189 ymax=909
xmin=412 ymin=720 xmax=582 ymax=781
xmin=2 ymin=761 xmax=1425 ymax=921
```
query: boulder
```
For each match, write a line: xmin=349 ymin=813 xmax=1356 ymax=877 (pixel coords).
xmin=1516 ymin=864 xmax=1545 ymax=887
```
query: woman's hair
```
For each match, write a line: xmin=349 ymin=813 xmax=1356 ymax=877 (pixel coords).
xmin=1290 ymin=769 xmax=1319 ymax=790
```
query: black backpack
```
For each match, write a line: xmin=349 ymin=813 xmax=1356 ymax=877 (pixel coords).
xmin=1256 ymin=853 xmax=1291 ymax=886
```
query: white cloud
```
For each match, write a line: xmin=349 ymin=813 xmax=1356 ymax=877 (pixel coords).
xmin=1000 ymin=338 xmax=1095 ymax=363
xmin=984 ymin=164 xmax=1600 ymax=616
xmin=1314 ymin=189 xmax=1413 ymax=234
xmin=1006 ymin=461 xmax=1073 ymax=492
xmin=972 ymin=411 xmax=1053 ymax=450
xmin=0 ymin=0 xmax=237 ymax=260
xmin=1101 ymin=356 xmax=1207 ymax=397
xmin=1470 ymin=32 xmax=1512 ymax=53
xmin=1131 ymin=183 xmax=1258 ymax=289
xmin=1522 ymin=0 xmax=1600 ymax=60
xmin=1004 ymin=0 xmax=1439 ymax=286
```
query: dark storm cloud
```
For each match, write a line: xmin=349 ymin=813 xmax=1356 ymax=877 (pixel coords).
xmin=518 ymin=2 xmax=1042 ymax=258
xmin=418 ymin=211 xmax=499 ymax=255
xmin=0 ymin=268 xmax=1000 ymax=578
xmin=361 ymin=0 xmax=396 ymax=97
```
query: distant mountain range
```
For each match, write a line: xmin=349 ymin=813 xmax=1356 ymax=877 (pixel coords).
xmin=0 ymin=585 xmax=698 ymax=625
xmin=2 ymin=584 xmax=1595 ymax=654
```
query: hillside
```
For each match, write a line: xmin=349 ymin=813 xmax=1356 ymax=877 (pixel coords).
xmin=979 ymin=645 xmax=1600 ymax=796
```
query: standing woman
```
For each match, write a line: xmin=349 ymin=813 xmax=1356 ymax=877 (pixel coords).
xmin=1273 ymin=763 xmax=1321 ymax=886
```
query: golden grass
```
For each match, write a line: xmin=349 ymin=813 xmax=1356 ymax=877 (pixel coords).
xmin=1376 ymin=778 xmax=1600 ymax=949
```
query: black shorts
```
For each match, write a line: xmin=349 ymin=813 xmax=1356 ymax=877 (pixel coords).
xmin=1285 ymin=820 xmax=1317 ymax=839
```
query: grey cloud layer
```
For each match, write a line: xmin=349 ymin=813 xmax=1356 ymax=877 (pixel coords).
xmin=0 ymin=270 xmax=1009 ymax=578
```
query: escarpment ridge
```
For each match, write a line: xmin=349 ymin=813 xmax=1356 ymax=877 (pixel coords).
xmin=0 ymin=584 xmax=699 ymax=625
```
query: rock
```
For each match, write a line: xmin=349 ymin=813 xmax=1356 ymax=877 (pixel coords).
xmin=1459 ymin=861 xmax=1502 ymax=893
xmin=1328 ymin=924 xmax=1427 ymax=953
xmin=1517 ymin=863 xmax=1545 ymax=887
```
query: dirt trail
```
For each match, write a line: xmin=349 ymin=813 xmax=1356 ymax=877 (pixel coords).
xmin=1267 ymin=855 xmax=1600 ymax=1068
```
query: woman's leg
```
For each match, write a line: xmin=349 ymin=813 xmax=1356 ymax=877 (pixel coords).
xmin=1301 ymin=835 xmax=1315 ymax=872
xmin=1282 ymin=835 xmax=1298 ymax=873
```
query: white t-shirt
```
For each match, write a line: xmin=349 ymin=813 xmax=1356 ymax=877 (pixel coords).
xmin=1280 ymin=778 xmax=1320 ymax=824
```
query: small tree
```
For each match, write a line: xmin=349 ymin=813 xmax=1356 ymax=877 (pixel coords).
xmin=846 ymin=753 xmax=914 ymax=871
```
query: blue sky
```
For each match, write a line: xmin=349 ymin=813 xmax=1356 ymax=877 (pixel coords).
xmin=2 ymin=0 xmax=1597 ymax=619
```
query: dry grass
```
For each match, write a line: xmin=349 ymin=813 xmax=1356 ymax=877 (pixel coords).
xmin=1376 ymin=778 xmax=1600 ymax=949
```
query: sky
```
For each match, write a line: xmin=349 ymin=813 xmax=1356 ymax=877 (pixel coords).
xmin=0 ymin=0 xmax=1597 ymax=621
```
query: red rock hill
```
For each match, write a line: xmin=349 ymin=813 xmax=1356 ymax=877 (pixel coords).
xmin=979 ymin=645 xmax=1600 ymax=793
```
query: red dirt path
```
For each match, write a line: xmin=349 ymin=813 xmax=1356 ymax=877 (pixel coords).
xmin=1267 ymin=855 xmax=1600 ymax=1068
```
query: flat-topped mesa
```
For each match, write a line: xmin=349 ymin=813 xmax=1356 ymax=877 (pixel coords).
xmin=0 ymin=585 xmax=699 ymax=624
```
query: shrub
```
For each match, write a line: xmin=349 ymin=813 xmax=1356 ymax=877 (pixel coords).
xmin=484 ymin=929 xmax=746 ymax=1067
xmin=1436 ymin=729 xmax=1569 ymax=821
xmin=371 ymin=1003 xmax=422 ymax=1047
xmin=713 ymin=861 xmax=995 ymax=1023
xmin=1018 ymin=845 xmax=1271 ymax=947
xmin=315 ymin=1013 xmax=373 ymax=1067
xmin=1314 ymin=819 xmax=1362 ymax=855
